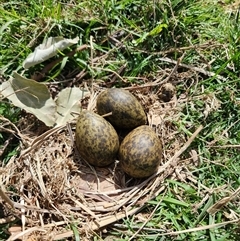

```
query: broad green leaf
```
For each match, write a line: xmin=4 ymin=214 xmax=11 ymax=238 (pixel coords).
xmin=132 ymin=23 xmax=167 ymax=46
xmin=132 ymin=32 xmax=149 ymax=45
xmin=149 ymin=23 xmax=168 ymax=36
xmin=1 ymin=72 xmax=56 ymax=126
xmin=23 ymin=36 xmax=79 ymax=69
xmin=167 ymin=180 xmax=196 ymax=194
xmin=55 ymin=87 xmax=89 ymax=126
xmin=162 ymin=197 xmax=189 ymax=207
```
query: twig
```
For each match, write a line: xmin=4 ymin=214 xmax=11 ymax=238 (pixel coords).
xmin=52 ymin=207 xmax=141 ymax=240
xmin=123 ymin=53 xmax=185 ymax=91
xmin=7 ymin=227 xmax=46 ymax=241
xmin=0 ymin=188 xmax=14 ymax=208
xmin=152 ymin=125 xmax=204 ymax=179
xmin=157 ymin=57 xmax=226 ymax=81
xmin=71 ymin=198 xmax=100 ymax=222
xmin=133 ymin=42 xmax=223 ymax=55
xmin=0 ymin=134 xmax=14 ymax=157
xmin=151 ymin=219 xmax=240 ymax=237
xmin=19 ymin=124 xmax=65 ymax=159
xmin=129 ymin=190 xmax=167 ymax=241
xmin=209 ymin=145 xmax=240 ymax=149
xmin=208 ymin=119 xmax=240 ymax=146
xmin=101 ymin=112 xmax=112 ymax=118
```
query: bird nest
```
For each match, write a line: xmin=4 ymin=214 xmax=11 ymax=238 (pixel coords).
xmin=0 ymin=82 xmax=202 ymax=240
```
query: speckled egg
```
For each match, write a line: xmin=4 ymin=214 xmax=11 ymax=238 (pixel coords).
xmin=75 ymin=110 xmax=119 ymax=167
xmin=96 ymin=88 xmax=147 ymax=129
xmin=119 ymin=125 xmax=162 ymax=178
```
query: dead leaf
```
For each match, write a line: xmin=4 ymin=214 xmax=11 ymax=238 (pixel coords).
xmin=203 ymin=93 xmax=221 ymax=119
xmin=23 ymin=36 xmax=79 ymax=69
xmin=207 ymin=187 xmax=240 ymax=215
xmin=55 ymin=87 xmax=90 ymax=126
xmin=1 ymin=72 xmax=56 ymax=126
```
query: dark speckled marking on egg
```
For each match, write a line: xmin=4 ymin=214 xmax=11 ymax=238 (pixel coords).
xmin=75 ymin=110 xmax=119 ymax=167
xmin=96 ymin=88 xmax=147 ymax=129
xmin=119 ymin=125 xmax=162 ymax=178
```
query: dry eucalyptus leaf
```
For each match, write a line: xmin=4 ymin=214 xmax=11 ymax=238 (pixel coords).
xmin=203 ymin=93 xmax=221 ymax=119
xmin=1 ymin=72 xmax=56 ymax=126
xmin=55 ymin=87 xmax=90 ymax=126
xmin=23 ymin=36 xmax=79 ymax=69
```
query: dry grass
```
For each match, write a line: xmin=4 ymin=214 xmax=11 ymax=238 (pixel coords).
xmin=0 ymin=60 xmax=206 ymax=240
xmin=1 ymin=1 xmax=240 ymax=240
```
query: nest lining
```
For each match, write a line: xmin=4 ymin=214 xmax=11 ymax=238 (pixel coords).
xmin=0 ymin=81 xmax=202 ymax=240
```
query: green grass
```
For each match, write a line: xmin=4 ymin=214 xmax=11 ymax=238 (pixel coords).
xmin=1 ymin=0 xmax=240 ymax=240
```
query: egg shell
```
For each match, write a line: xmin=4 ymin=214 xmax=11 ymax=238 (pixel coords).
xmin=96 ymin=88 xmax=147 ymax=129
xmin=75 ymin=110 xmax=119 ymax=167
xmin=119 ymin=125 xmax=162 ymax=178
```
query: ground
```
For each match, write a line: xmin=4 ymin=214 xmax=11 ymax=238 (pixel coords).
xmin=0 ymin=0 xmax=240 ymax=240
